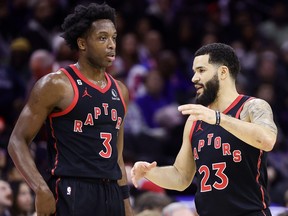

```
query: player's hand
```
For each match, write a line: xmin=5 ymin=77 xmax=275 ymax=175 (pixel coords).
xmin=178 ymin=104 xmax=217 ymax=124
xmin=130 ymin=161 xmax=157 ymax=188
xmin=35 ymin=186 xmax=56 ymax=216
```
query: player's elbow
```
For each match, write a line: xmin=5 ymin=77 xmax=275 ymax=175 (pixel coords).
xmin=261 ymin=135 xmax=277 ymax=152
xmin=172 ymin=165 xmax=195 ymax=191
xmin=7 ymin=138 xmax=17 ymax=157
xmin=176 ymin=184 xmax=190 ymax=191
xmin=262 ymin=141 xmax=275 ymax=152
xmin=7 ymin=134 xmax=24 ymax=158
xmin=175 ymin=175 xmax=193 ymax=191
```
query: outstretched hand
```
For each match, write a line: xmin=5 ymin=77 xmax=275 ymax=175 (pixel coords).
xmin=178 ymin=104 xmax=217 ymax=125
xmin=130 ymin=161 xmax=157 ymax=188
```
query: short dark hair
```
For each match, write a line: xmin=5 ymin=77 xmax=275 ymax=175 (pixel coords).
xmin=194 ymin=43 xmax=240 ymax=79
xmin=61 ymin=3 xmax=116 ymax=50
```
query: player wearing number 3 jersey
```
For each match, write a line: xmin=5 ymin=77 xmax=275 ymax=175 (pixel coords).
xmin=131 ymin=43 xmax=277 ymax=216
xmin=46 ymin=64 xmax=125 ymax=180
xmin=8 ymin=3 xmax=133 ymax=216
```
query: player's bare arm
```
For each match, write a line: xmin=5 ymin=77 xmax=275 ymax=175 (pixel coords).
xmin=220 ymin=98 xmax=277 ymax=151
xmin=171 ymin=119 xmax=196 ymax=190
xmin=178 ymin=98 xmax=277 ymax=151
xmin=8 ymin=71 xmax=72 ymax=215
xmin=240 ymin=98 xmax=278 ymax=135
xmin=131 ymin=119 xmax=196 ymax=191
xmin=116 ymin=80 xmax=130 ymax=186
xmin=115 ymin=80 xmax=134 ymax=216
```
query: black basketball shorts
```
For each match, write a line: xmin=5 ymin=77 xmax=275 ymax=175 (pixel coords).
xmin=48 ymin=177 xmax=125 ymax=216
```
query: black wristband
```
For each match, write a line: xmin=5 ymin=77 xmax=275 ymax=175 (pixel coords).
xmin=215 ymin=110 xmax=221 ymax=125
xmin=120 ymin=185 xmax=130 ymax=199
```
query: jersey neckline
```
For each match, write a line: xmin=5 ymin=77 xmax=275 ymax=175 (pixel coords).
xmin=70 ymin=64 xmax=112 ymax=93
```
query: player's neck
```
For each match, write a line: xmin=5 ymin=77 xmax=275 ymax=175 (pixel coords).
xmin=75 ymin=61 xmax=106 ymax=81
xmin=209 ymin=88 xmax=239 ymax=112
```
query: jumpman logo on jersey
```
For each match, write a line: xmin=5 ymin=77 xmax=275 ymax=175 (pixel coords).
xmin=196 ymin=121 xmax=203 ymax=132
xmin=82 ymin=87 xmax=92 ymax=98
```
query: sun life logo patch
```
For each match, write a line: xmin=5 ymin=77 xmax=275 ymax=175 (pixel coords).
xmin=111 ymin=89 xmax=120 ymax=100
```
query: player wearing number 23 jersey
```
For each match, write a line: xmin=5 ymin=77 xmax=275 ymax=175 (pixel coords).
xmin=190 ymin=95 xmax=271 ymax=216
xmin=130 ymin=43 xmax=277 ymax=216
xmin=46 ymin=65 xmax=125 ymax=180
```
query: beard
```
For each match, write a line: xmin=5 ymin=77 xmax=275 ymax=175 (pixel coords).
xmin=195 ymin=73 xmax=219 ymax=106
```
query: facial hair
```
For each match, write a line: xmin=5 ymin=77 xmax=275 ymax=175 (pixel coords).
xmin=196 ymin=73 xmax=219 ymax=106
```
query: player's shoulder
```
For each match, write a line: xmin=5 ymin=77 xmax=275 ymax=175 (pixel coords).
xmin=241 ymin=96 xmax=274 ymax=121
xmin=113 ymin=78 xmax=127 ymax=90
xmin=38 ymin=69 xmax=70 ymax=86
xmin=244 ymin=97 xmax=272 ymax=109
xmin=32 ymin=69 xmax=72 ymax=96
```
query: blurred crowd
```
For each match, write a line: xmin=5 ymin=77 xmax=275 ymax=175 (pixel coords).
xmin=1 ymin=0 xmax=288 ymax=215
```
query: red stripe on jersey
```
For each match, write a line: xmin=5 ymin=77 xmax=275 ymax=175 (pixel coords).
xmin=189 ymin=121 xmax=197 ymax=141
xmin=223 ymin=95 xmax=244 ymax=114
xmin=235 ymin=97 xmax=254 ymax=119
xmin=49 ymin=115 xmax=59 ymax=175
xmin=256 ymin=150 xmax=267 ymax=209
xmin=50 ymin=68 xmax=79 ymax=118
xmin=54 ymin=178 xmax=61 ymax=216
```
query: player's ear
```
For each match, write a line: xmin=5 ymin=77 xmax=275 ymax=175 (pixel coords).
xmin=218 ymin=66 xmax=228 ymax=80
xmin=77 ymin=37 xmax=86 ymax=51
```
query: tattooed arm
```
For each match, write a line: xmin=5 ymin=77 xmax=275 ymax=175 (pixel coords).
xmin=178 ymin=98 xmax=277 ymax=151
xmin=220 ymin=98 xmax=277 ymax=151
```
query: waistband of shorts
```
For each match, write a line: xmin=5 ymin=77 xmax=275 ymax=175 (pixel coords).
xmin=244 ymin=208 xmax=271 ymax=216
xmin=50 ymin=176 xmax=117 ymax=184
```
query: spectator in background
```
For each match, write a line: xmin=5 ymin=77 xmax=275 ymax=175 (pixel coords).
xmin=8 ymin=37 xmax=32 ymax=86
xmin=162 ymin=202 xmax=197 ymax=216
xmin=257 ymin=0 xmax=288 ymax=47
xmin=135 ymin=69 xmax=171 ymax=129
xmin=135 ymin=209 xmax=161 ymax=216
xmin=51 ymin=35 xmax=78 ymax=68
xmin=156 ymin=49 xmax=193 ymax=113
xmin=133 ymin=191 xmax=172 ymax=215
xmin=0 ymin=149 xmax=7 ymax=178
xmin=4 ymin=159 xmax=24 ymax=183
xmin=1 ymin=37 xmax=31 ymax=127
xmin=110 ymin=32 xmax=140 ymax=78
xmin=26 ymin=49 xmax=55 ymax=98
xmin=253 ymin=50 xmax=288 ymax=137
xmin=24 ymin=0 xmax=63 ymax=52
xmin=0 ymin=179 xmax=12 ymax=216
xmin=138 ymin=30 xmax=163 ymax=70
xmin=9 ymin=181 xmax=34 ymax=216
xmin=133 ymin=69 xmax=178 ymax=163
xmin=0 ymin=62 xmax=26 ymax=143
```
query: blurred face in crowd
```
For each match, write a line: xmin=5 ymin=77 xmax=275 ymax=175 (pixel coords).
xmin=16 ymin=182 xmax=33 ymax=213
xmin=170 ymin=208 xmax=196 ymax=216
xmin=121 ymin=33 xmax=138 ymax=55
xmin=192 ymin=54 xmax=220 ymax=106
xmin=145 ymin=70 xmax=164 ymax=97
xmin=0 ymin=180 xmax=13 ymax=208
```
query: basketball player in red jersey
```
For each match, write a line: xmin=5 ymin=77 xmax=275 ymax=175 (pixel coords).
xmin=131 ymin=43 xmax=278 ymax=216
xmin=8 ymin=3 xmax=133 ymax=216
